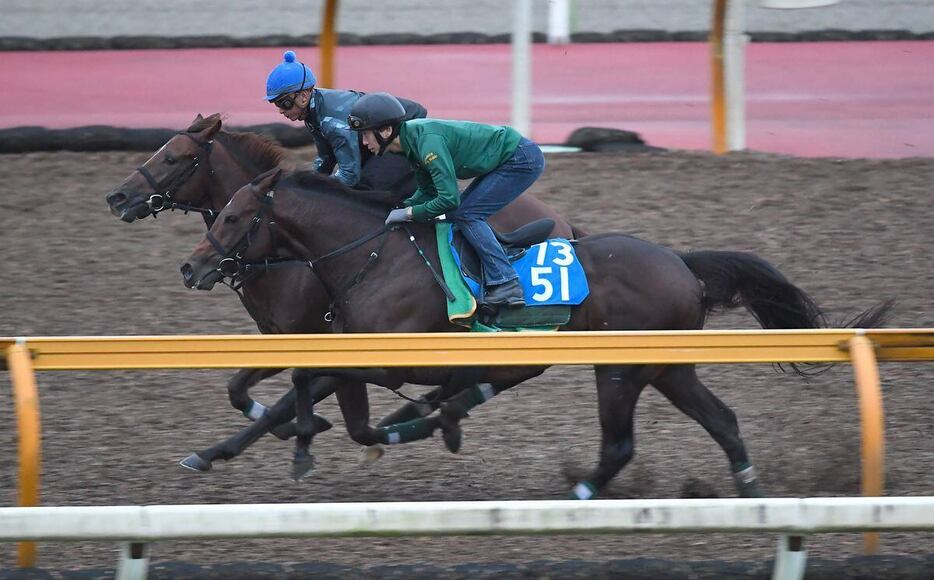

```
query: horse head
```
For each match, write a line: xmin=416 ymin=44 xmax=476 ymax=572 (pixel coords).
xmin=181 ymin=168 xmax=284 ymax=290
xmin=105 ymin=113 xmax=223 ymax=222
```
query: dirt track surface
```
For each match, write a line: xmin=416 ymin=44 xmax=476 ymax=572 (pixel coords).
xmin=0 ymin=146 xmax=932 ymax=573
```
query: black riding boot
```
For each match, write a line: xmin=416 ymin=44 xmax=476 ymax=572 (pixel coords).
xmin=484 ymin=278 xmax=525 ymax=308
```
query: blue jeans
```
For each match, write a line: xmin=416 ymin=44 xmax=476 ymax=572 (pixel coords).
xmin=450 ymin=138 xmax=546 ymax=286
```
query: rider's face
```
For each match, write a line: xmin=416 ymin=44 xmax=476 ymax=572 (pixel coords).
xmin=274 ymin=90 xmax=311 ymax=122
xmin=361 ymin=130 xmax=380 ymax=154
xmin=361 ymin=127 xmax=395 ymax=154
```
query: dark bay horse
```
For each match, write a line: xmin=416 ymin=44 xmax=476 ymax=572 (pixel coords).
xmin=180 ymin=168 xmax=890 ymax=498
xmin=104 ymin=113 xmax=581 ymax=466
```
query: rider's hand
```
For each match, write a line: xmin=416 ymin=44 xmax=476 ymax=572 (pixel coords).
xmin=385 ymin=207 xmax=413 ymax=225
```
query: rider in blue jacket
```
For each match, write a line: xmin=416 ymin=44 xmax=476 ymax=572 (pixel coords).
xmin=265 ymin=50 xmax=427 ymax=196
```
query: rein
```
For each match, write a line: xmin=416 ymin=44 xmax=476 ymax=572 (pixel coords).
xmin=206 ymin=183 xmax=458 ymax=327
xmin=207 ymin=188 xmax=394 ymax=322
xmin=137 ymin=133 xmax=217 ymax=222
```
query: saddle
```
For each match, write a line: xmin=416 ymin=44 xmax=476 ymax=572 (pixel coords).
xmin=437 ymin=218 xmax=589 ymax=331
xmin=452 ymin=218 xmax=554 ymax=284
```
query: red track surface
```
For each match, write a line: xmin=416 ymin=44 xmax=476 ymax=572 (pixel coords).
xmin=3 ymin=42 xmax=933 ymax=158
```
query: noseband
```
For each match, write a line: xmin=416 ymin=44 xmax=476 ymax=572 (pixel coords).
xmin=136 ymin=133 xmax=217 ymax=222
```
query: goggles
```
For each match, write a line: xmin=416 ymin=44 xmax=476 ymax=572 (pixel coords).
xmin=273 ymin=94 xmax=297 ymax=110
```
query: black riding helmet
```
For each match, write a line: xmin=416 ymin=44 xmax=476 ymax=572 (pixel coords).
xmin=348 ymin=92 xmax=407 ymax=156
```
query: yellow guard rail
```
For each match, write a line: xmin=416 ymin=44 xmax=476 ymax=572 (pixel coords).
xmin=4 ymin=328 xmax=933 ymax=564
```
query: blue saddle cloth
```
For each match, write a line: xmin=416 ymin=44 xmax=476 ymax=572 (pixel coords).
xmin=450 ymin=230 xmax=590 ymax=306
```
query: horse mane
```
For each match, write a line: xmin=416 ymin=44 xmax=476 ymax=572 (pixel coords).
xmin=186 ymin=113 xmax=286 ymax=173
xmin=219 ymin=132 xmax=286 ymax=172
xmin=281 ymin=170 xmax=389 ymax=218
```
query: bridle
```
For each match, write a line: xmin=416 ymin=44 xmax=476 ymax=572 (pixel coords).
xmin=205 ymin=190 xmax=277 ymax=283
xmin=204 ymin=188 xmax=393 ymax=322
xmin=136 ymin=132 xmax=218 ymax=222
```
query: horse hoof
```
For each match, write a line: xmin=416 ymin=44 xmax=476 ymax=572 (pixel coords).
xmin=179 ymin=454 xmax=212 ymax=472
xmin=361 ymin=445 xmax=385 ymax=465
xmin=440 ymin=422 xmax=462 ymax=453
xmin=438 ymin=412 xmax=463 ymax=453
xmin=738 ymin=481 xmax=765 ymax=498
xmin=292 ymin=456 xmax=316 ymax=481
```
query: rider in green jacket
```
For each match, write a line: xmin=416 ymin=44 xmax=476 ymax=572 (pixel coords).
xmin=348 ymin=93 xmax=546 ymax=308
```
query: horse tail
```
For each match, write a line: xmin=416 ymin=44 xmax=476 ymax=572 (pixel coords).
xmin=679 ymin=250 xmax=893 ymax=331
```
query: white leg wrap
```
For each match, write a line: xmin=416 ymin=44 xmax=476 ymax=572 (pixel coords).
xmin=572 ymin=482 xmax=596 ymax=500
xmin=478 ymin=383 xmax=496 ymax=401
xmin=246 ymin=401 xmax=267 ymax=421
xmin=735 ymin=465 xmax=757 ymax=484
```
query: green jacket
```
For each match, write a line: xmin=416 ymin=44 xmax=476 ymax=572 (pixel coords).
xmin=399 ymin=119 xmax=523 ymax=221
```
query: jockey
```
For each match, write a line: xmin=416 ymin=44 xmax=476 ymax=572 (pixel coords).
xmin=348 ymin=92 xmax=546 ymax=308
xmin=265 ymin=50 xmax=427 ymax=195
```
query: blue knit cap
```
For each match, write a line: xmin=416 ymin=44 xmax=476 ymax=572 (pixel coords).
xmin=265 ymin=50 xmax=317 ymax=101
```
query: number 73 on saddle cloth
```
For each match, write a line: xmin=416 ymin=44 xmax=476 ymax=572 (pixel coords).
xmin=512 ymin=239 xmax=590 ymax=306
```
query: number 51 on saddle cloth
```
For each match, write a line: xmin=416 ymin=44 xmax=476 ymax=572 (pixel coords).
xmin=435 ymin=222 xmax=590 ymax=331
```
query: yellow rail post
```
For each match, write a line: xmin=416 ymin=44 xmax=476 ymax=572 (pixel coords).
xmin=6 ymin=340 xmax=41 ymax=567
xmin=319 ymin=0 xmax=339 ymax=88
xmin=710 ymin=0 xmax=728 ymax=154
xmin=849 ymin=333 xmax=884 ymax=554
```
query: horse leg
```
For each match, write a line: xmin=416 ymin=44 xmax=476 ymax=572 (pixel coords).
xmin=265 ymin=369 xmax=340 ymax=441
xmin=290 ymin=370 xmax=340 ymax=480
xmin=374 ymin=368 xmax=488 ymax=427
xmin=368 ymin=374 xmax=486 ymax=452
xmin=227 ymin=367 xmax=285 ymax=418
xmin=375 ymin=382 xmax=498 ymax=454
xmin=180 ymin=387 xmax=303 ymax=472
xmin=376 ymin=386 xmax=442 ymax=427
xmin=433 ymin=382 xmax=501 ymax=453
xmin=333 ymin=380 xmax=391 ymax=463
xmin=180 ymin=376 xmax=340 ymax=473
xmin=434 ymin=367 xmax=547 ymax=453
xmin=568 ymin=365 xmax=647 ymax=500
xmin=651 ymin=365 xmax=764 ymax=498
xmin=225 ymin=367 xmax=332 ymax=442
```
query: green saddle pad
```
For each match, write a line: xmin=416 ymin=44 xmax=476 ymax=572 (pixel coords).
xmin=435 ymin=222 xmax=571 ymax=332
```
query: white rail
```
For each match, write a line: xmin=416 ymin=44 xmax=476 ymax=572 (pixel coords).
xmin=2 ymin=497 xmax=933 ymax=580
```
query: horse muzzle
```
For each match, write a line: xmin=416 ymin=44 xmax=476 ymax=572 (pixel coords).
xmin=181 ymin=262 xmax=222 ymax=291
xmin=106 ymin=190 xmax=152 ymax=222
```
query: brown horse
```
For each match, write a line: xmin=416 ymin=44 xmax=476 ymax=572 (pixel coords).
xmin=104 ymin=113 xmax=581 ymax=468
xmin=180 ymin=168 xmax=890 ymax=498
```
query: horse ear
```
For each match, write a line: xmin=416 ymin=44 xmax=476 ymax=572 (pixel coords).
xmin=194 ymin=113 xmax=204 ymax=122
xmin=198 ymin=114 xmax=223 ymax=139
xmin=250 ymin=167 xmax=283 ymax=192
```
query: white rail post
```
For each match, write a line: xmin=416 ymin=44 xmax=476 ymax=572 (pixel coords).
xmin=724 ymin=0 xmax=747 ymax=151
xmin=116 ymin=542 xmax=149 ymax=580
xmin=771 ymin=535 xmax=807 ymax=580
xmin=547 ymin=0 xmax=571 ymax=44
xmin=512 ymin=0 xmax=533 ymax=137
